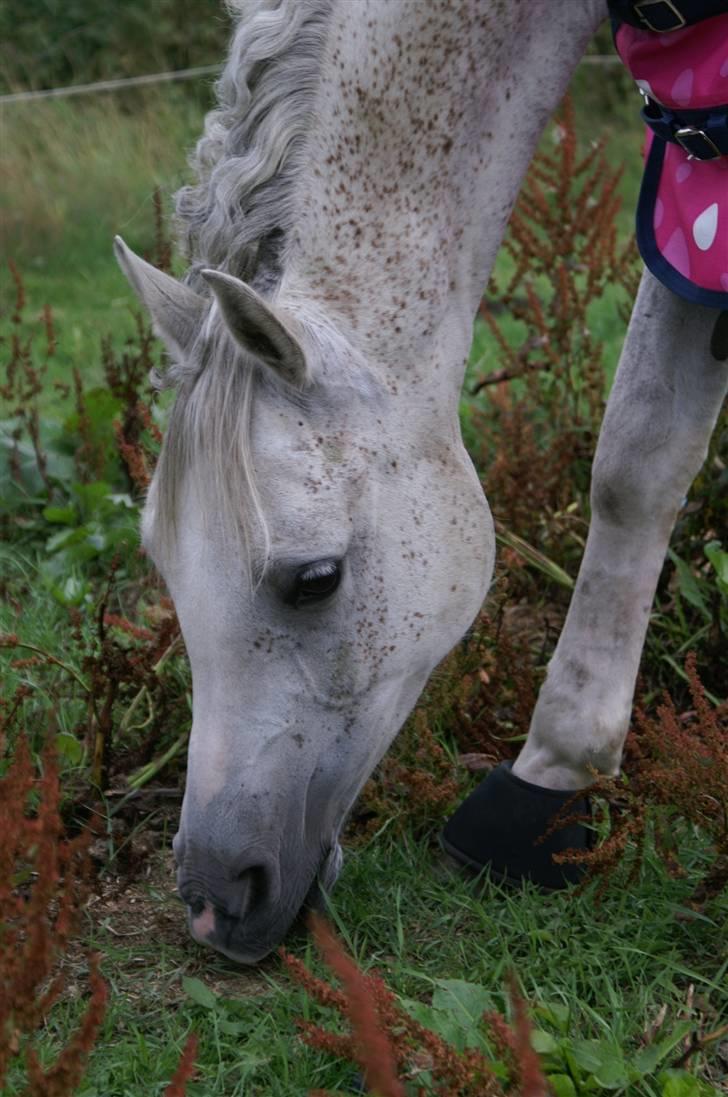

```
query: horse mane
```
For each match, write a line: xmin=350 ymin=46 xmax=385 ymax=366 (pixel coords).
xmin=175 ymin=0 xmax=333 ymax=293
xmin=149 ymin=0 xmax=334 ymax=571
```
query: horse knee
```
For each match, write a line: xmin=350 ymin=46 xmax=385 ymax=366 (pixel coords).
xmin=590 ymin=430 xmax=706 ymax=531
xmin=590 ymin=450 xmax=659 ymax=529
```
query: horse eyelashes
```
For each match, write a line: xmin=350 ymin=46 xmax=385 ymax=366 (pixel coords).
xmin=291 ymin=560 xmax=342 ymax=607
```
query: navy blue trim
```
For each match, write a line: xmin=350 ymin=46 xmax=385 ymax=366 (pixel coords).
xmin=608 ymin=0 xmax=728 ymax=32
xmin=636 ymin=136 xmax=728 ymax=308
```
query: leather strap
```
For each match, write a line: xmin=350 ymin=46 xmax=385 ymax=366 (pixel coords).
xmin=609 ymin=0 xmax=728 ymax=33
xmin=641 ymin=99 xmax=728 ymax=160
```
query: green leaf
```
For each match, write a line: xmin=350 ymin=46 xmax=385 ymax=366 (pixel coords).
xmin=548 ymin=1074 xmax=577 ymax=1097
xmin=0 ymin=417 xmax=74 ymax=494
xmin=632 ymin=1021 xmax=693 ymax=1075
xmin=182 ymin=976 xmax=217 ymax=1010
xmin=531 ymin=1029 xmax=560 ymax=1055
xmin=72 ymin=480 xmax=114 ymax=513
xmin=704 ymin=540 xmax=728 ymax=596
xmin=659 ymin=1070 xmax=717 ymax=1097
xmin=570 ymin=1039 xmax=628 ymax=1089
xmin=46 ymin=527 xmax=85 ymax=553
xmin=431 ymin=979 xmax=493 ymax=1028
xmin=402 ymin=998 xmax=474 ymax=1052
xmin=48 ymin=575 xmax=89 ymax=607
xmin=535 ymin=1001 xmax=570 ymax=1034
xmin=42 ymin=505 xmax=77 ymax=525
xmin=55 ymin=732 xmax=84 ymax=764
xmin=667 ymin=550 xmax=710 ymax=620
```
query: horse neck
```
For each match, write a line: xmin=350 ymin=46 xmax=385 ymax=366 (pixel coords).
xmin=282 ymin=0 xmax=606 ymax=400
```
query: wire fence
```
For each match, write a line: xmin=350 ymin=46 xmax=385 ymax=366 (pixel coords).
xmin=0 ymin=64 xmax=223 ymax=105
xmin=0 ymin=55 xmax=622 ymax=107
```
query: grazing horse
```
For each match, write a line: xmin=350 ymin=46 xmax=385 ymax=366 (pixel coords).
xmin=115 ymin=0 xmax=728 ymax=963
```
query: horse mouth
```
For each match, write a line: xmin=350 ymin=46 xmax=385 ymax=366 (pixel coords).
xmin=183 ymin=842 xmax=344 ymax=964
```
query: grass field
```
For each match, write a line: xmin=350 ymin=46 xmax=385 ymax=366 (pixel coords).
xmin=4 ymin=835 xmax=726 ymax=1095
xmin=1 ymin=61 xmax=644 ymax=409
xmin=2 ymin=50 xmax=727 ymax=1097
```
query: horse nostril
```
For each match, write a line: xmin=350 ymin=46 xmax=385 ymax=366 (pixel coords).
xmin=236 ymin=864 xmax=270 ymax=918
xmin=188 ymin=894 xmax=206 ymax=918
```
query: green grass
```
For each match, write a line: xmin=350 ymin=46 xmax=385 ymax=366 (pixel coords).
xmin=0 ymin=86 xmax=209 ymax=401
xmin=4 ymin=833 xmax=726 ymax=1094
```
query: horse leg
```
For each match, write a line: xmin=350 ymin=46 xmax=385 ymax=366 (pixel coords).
xmin=442 ymin=272 xmax=728 ymax=884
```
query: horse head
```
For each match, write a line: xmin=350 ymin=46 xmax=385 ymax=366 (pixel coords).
xmin=116 ymin=238 xmax=494 ymax=961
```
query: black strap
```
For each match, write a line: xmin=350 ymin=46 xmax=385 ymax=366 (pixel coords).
xmin=641 ymin=98 xmax=728 ymax=159
xmin=609 ymin=0 xmax=728 ymax=33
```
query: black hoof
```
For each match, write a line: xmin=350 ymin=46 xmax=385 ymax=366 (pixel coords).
xmin=440 ymin=762 xmax=591 ymax=890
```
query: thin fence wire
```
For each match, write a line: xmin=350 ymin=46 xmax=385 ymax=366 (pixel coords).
xmin=0 ymin=64 xmax=223 ymax=105
xmin=0 ymin=55 xmax=621 ymax=107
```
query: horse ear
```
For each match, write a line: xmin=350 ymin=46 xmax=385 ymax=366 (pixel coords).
xmin=114 ymin=236 xmax=207 ymax=357
xmin=200 ymin=269 xmax=308 ymax=388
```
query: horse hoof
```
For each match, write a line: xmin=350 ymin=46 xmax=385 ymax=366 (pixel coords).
xmin=440 ymin=761 xmax=591 ymax=890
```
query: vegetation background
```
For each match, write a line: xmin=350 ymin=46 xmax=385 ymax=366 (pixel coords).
xmin=1 ymin=3 xmax=726 ymax=1095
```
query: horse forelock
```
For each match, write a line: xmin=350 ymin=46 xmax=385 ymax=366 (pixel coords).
xmin=147 ymin=304 xmax=370 ymax=580
xmin=148 ymin=319 xmax=270 ymax=575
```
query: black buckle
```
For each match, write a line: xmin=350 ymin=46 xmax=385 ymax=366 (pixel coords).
xmin=634 ymin=0 xmax=687 ymax=32
xmin=675 ymin=126 xmax=722 ymax=160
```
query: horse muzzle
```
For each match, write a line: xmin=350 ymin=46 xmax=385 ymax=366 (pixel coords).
xmin=174 ymin=834 xmax=342 ymax=963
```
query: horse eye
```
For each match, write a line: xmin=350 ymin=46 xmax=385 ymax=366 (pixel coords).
xmin=292 ymin=561 xmax=341 ymax=607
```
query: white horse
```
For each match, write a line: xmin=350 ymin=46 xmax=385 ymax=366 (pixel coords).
xmin=115 ymin=0 xmax=728 ymax=963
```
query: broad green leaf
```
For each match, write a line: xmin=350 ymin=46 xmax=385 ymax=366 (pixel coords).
xmin=0 ymin=417 xmax=74 ymax=493
xmin=549 ymin=1074 xmax=577 ymax=1097
xmin=667 ymin=550 xmax=710 ymax=619
xmin=659 ymin=1070 xmax=717 ymax=1097
xmin=401 ymin=998 xmax=439 ymax=1029
xmin=562 ymin=1046 xmax=584 ymax=1087
xmin=571 ymin=1038 xmax=628 ymax=1089
xmin=182 ymin=975 xmax=217 ymax=1010
xmin=55 ymin=732 xmax=84 ymax=764
xmin=431 ymin=979 xmax=493 ymax=1027
xmin=531 ymin=1029 xmax=560 ymax=1055
xmin=402 ymin=998 xmax=473 ymax=1051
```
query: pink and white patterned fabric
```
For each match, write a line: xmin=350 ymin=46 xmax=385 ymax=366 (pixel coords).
xmin=615 ymin=15 xmax=728 ymax=308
